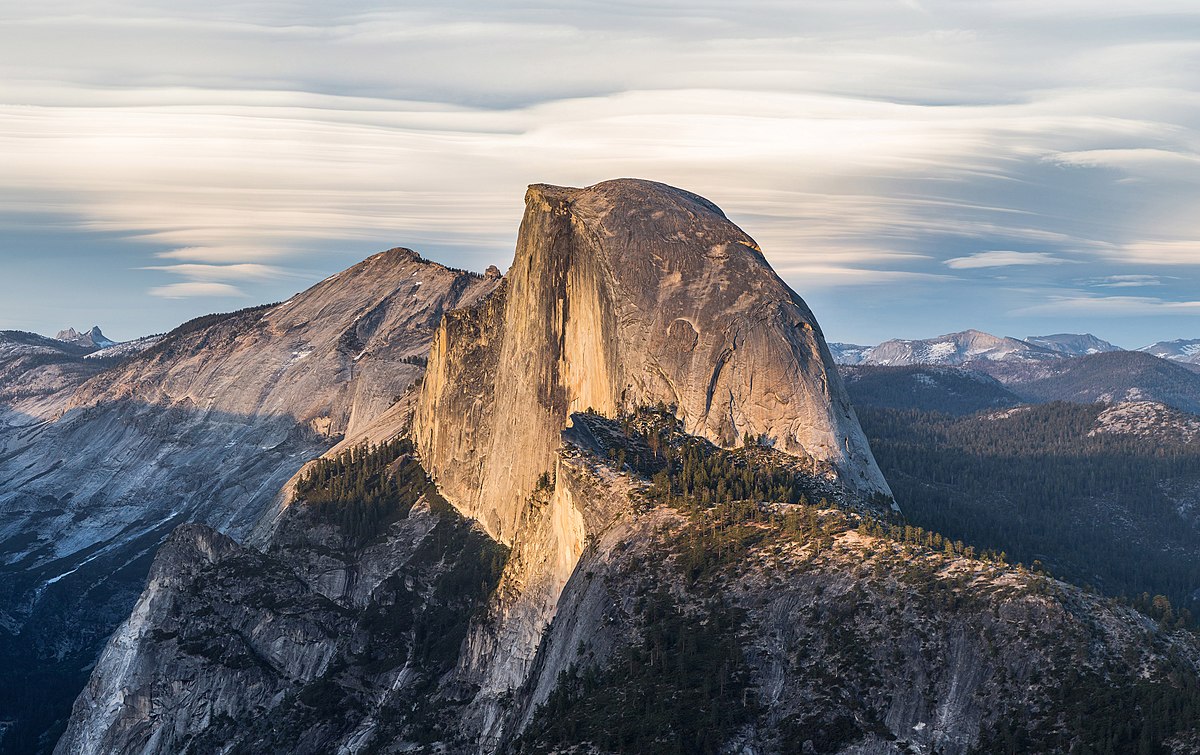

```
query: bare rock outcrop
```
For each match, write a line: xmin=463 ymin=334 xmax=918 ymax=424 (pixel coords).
xmin=51 ymin=180 xmax=1200 ymax=755
xmin=54 ymin=410 xmax=1200 ymax=755
xmin=0 ymin=249 xmax=498 ymax=749
xmin=415 ymin=179 xmax=889 ymax=546
xmin=411 ymin=179 xmax=892 ymax=749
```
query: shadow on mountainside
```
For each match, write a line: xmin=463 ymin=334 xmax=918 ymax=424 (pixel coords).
xmin=0 ymin=401 xmax=339 ymax=755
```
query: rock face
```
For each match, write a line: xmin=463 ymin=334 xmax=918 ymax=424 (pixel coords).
xmin=51 ymin=180 xmax=1200 ymax=755
xmin=55 ymin=502 xmax=506 ymax=755
xmin=54 ymin=411 xmax=1200 ymax=755
xmin=0 ymin=249 xmax=497 ymax=751
xmin=0 ymin=331 xmax=105 ymax=423
xmin=416 ymin=179 xmax=888 ymax=546
xmin=1090 ymin=400 xmax=1200 ymax=443
xmin=410 ymin=180 xmax=891 ymax=748
xmin=55 ymin=326 xmax=116 ymax=350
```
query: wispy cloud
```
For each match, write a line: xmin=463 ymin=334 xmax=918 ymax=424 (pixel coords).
xmin=148 ymin=282 xmax=247 ymax=299
xmin=141 ymin=263 xmax=288 ymax=281
xmin=1016 ymin=294 xmax=1200 ymax=316
xmin=1112 ymin=241 xmax=1200 ymax=266
xmin=1047 ymin=148 xmax=1200 ymax=176
xmin=1086 ymin=274 xmax=1167 ymax=288
xmin=2 ymin=1 xmax=1200 ymax=343
xmin=153 ymin=247 xmax=294 ymax=263
xmin=945 ymin=251 xmax=1067 ymax=269
xmin=769 ymin=264 xmax=952 ymax=286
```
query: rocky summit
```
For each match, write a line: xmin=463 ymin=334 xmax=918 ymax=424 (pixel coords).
xmin=415 ymin=179 xmax=890 ymax=547
xmin=54 ymin=326 xmax=116 ymax=351
xmin=22 ymin=181 xmax=1200 ymax=754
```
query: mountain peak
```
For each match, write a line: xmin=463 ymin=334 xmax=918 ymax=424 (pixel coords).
xmin=1025 ymin=332 xmax=1121 ymax=357
xmin=525 ymin=178 xmax=730 ymax=221
xmin=1139 ymin=337 xmax=1200 ymax=366
xmin=416 ymin=178 xmax=890 ymax=542
xmin=55 ymin=325 xmax=116 ymax=349
xmin=852 ymin=329 xmax=1055 ymax=367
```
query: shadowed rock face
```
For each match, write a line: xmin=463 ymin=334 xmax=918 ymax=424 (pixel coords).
xmin=416 ymin=178 xmax=889 ymax=544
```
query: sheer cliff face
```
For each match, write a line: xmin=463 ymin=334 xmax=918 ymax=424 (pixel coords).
xmin=416 ymin=179 xmax=889 ymax=544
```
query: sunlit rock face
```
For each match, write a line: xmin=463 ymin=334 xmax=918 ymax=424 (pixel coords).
xmin=415 ymin=178 xmax=889 ymax=545
xmin=53 ymin=180 xmax=1200 ymax=755
xmin=0 ymin=248 xmax=498 ymax=750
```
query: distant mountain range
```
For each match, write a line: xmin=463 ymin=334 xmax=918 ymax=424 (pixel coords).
xmin=830 ymin=329 xmax=1199 ymax=367
xmin=842 ymin=351 xmax=1200 ymax=417
xmin=1025 ymin=332 xmax=1123 ymax=357
xmin=1139 ymin=338 xmax=1200 ymax=366
xmin=830 ymin=329 xmax=1057 ymax=366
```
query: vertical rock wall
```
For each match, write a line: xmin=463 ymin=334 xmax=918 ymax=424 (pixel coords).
xmin=415 ymin=178 xmax=890 ymax=546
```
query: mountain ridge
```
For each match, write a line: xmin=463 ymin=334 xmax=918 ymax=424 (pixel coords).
xmin=54 ymin=326 xmax=115 ymax=351
xmin=831 ymin=328 xmax=1196 ymax=368
xmin=1142 ymin=338 xmax=1200 ymax=366
xmin=51 ymin=180 xmax=1200 ymax=754
xmin=0 ymin=246 xmax=499 ymax=751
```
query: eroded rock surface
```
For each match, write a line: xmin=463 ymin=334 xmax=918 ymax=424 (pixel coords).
xmin=416 ymin=179 xmax=888 ymax=548
xmin=52 ymin=180 xmax=1200 ymax=755
xmin=55 ymin=411 xmax=1200 ymax=755
xmin=0 ymin=249 xmax=497 ymax=750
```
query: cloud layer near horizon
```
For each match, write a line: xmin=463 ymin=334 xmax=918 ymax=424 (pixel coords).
xmin=1 ymin=1 xmax=1198 ymax=344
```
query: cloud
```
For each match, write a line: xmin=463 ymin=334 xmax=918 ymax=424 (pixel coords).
xmin=770 ymin=264 xmax=952 ymax=286
xmin=1016 ymin=294 xmax=1200 ymax=316
xmin=148 ymin=282 xmax=247 ymax=299
xmin=154 ymin=247 xmax=294 ymax=263
xmin=1086 ymin=274 xmax=1166 ymax=287
xmin=1047 ymin=148 xmax=1200 ymax=175
xmin=141 ymin=263 xmax=287 ymax=281
xmin=945 ymin=251 xmax=1068 ymax=269
xmin=2 ymin=1 xmax=1200 ymax=344
xmin=1112 ymin=241 xmax=1200 ymax=265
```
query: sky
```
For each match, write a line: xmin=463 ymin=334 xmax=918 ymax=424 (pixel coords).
xmin=1 ymin=1 xmax=1199 ymax=347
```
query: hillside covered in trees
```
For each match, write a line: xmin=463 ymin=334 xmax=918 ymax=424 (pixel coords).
xmin=858 ymin=402 xmax=1200 ymax=615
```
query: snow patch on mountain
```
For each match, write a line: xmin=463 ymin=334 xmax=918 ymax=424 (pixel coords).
xmin=1025 ymin=333 xmax=1121 ymax=357
xmin=1138 ymin=339 xmax=1200 ymax=366
xmin=84 ymin=335 xmax=164 ymax=360
xmin=842 ymin=330 xmax=1060 ymax=367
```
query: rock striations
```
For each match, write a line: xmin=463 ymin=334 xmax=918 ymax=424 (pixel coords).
xmin=0 ymin=248 xmax=497 ymax=751
xmin=48 ymin=180 xmax=1200 ymax=755
xmin=416 ymin=179 xmax=888 ymax=545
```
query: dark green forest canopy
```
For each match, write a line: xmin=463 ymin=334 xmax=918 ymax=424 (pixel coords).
xmin=295 ymin=437 xmax=452 ymax=548
xmin=858 ymin=402 xmax=1200 ymax=613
